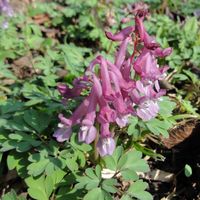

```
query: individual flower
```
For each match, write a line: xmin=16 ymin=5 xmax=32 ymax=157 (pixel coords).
xmin=97 ymin=123 xmax=115 ymax=157
xmin=53 ymin=114 xmax=72 ymax=142
xmin=78 ymin=90 xmax=98 ymax=144
xmin=136 ymin=100 xmax=159 ymax=121
xmin=134 ymin=48 xmax=169 ymax=83
xmin=105 ymin=26 xmax=134 ymax=41
xmin=53 ymin=123 xmax=72 ymax=142
xmin=78 ymin=122 xmax=97 ymax=144
xmin=57 ymin=76 xmax=89 ymax=100
xmin=97 ymin=137 xmax=116 ymax=157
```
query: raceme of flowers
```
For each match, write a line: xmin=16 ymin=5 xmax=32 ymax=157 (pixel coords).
xmin=53 ymin=6 xmax=172 ymax=157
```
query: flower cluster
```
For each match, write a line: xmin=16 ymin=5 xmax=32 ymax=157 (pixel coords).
xmin=0 ymin=0 xmax=14 ymax=29
xmin=54 ymin=6 xmax=172 ymax=157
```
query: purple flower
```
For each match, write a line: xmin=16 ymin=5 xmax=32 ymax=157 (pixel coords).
xmin=79 ymin=124 xmax=97 ymax=144
xmin=115 ymin=37 xmax=131 ymax=68
xmin=131 ymin=81 xmax=164 ymax=121
xmin=97 ymin=137 xmax=116 ymax=157
xmin=78 ymin=91 xmax=97 ymax=144
xmin=53 ymin=123 xmax=72 ymax=142
xmin=134 ymin=48 xmax=169 ymax=83
xmin=53 ymin=114 xmax=72 ymax=142
xmin=0 ymin=0 xmax=13 ymax=17
xmin=57 ymin=77 xmax=89 ymax=101
xmin=136 ymin=100 xmax=159 ymax=121
xmin=97 ymin=123 xmax=115 ymax=157
xmin=116 ymin=114 xmax=130 ymax=128
xmin=105 ymin=26 xmax=134 ymax=41
xmin=100 ymin=57 xmax=115 ymax=100
xmin=153 ymin=47 xmax=173 ymax=57
xmin=107 ymin=60 xmax=134 ymax=91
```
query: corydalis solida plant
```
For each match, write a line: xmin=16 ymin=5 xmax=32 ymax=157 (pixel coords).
xmin=54 ymin=6 xmax=172 ymax=157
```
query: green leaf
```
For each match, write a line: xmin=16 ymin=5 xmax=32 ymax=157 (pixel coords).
xmin=118 ymin=150 xmax=149 ymax=181
xmin=120 ymin=169 xmax=138 ymax=181
xmin=0 ymin=100 xmax=24 ymax=114
xmin=127 ymin=180 xmax=153 ymax=200
xmin=103 ymin=146 xmax=123 ymax=171
xmin=158 ymin=97 xmax=176 ymax=118
xmin=120 ymin=195 xmax=132 ymax=200
xmin=184 ymin=164 xmax=192 ymax=177
xmin=83 ymin=188 xmax=104 ymax=200
xmin=50 ymin=169 xmax=66 ymax=185
xmin=60 ymin=44 xmax=91 ymax=76
xmin=102 ymin=179 xmax=118 ymax=193
xmin=118 ymin=150 xmax=149 ymax=172
xmin=66 ymin=157 xmax=79 ymax=172
xmin=76 ymin=166 xmax=101 ymax=191
xmin=146 ymin=118 xmax=172 ymax=137
xmin=26 ymin=175 xmax=49 ymax=200
xmin=83 ymin=188 xmax=113 ymax=200
xmin=45 ymin=175 xmax=54 ymax=197
xmin=2 ymin=189 xmax=17 ymax=200
xmin=1 ymin=189 xmax=26 ymax=200
xmin=7 ymin=153 xmax=18 ymax=170
xmin=28 ymin=187 xmax=49 ymax=200
xmin=27 ymin=159 xmax=49 ymax=176
xmin=103 ymin=156 xmax=116 ymax=171
xmin=183 ymin=17 xmax=198 ymax=40
xmin=128 ymin=116 xmax=139 ymax=137
xmin=23 ymin=110 xmax=50 ymax=133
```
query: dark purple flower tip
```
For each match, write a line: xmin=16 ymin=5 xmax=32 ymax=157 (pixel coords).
xmin=97 ymin=137 xmax=116 ymax=157
xmin=153 ymin=47 xmax=173 ymax=57
xmin=143 ymin=33 xmax=160 ymax=49
xmin=78 ymin=125 xmax=97 ymax=144
xmin=57 ymin=84 xmax=68 ymax=95
xmin=105 ymin=26 xmax=134 ymax=41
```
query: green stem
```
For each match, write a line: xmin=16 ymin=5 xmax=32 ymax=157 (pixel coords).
xmin=169 ymin=114 xmax=200 ymax=120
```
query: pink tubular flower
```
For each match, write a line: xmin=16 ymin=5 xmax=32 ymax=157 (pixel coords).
xmin=78 ymin=90 xmax=98 ymax=144
xmin=153 ymin=47 xmax=173 ymax=58
xmin=53 ymin=114 xmax=72 ymax=142
xmin=57 ymin=76 xmax=89 ymax=101
xmin=134 ymin=48 xmax=169 ymax=83
xmin=136 ymin=100 xmax=159 ymax=121
xmin=105 ymin=26 xmax=134 ymax=41
xmin=97 ymin=137 xmax=116 ymax=157
xmin=97 ymin=123 xmax=115 ymax=157
xmin=53 ymin=96 xmax=90 ymax=142
xmin=100 ymin=57 xmax=115 ymax=100
xmin=131 ymin=81 xmax=165 ymax=121
xmin=53 ymin=124 xmax=72 ymax=142
xmin=115 ymin=37 xmax=131 ymax=68
xmin=78 ymin=120 xmax=97 ymax=144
